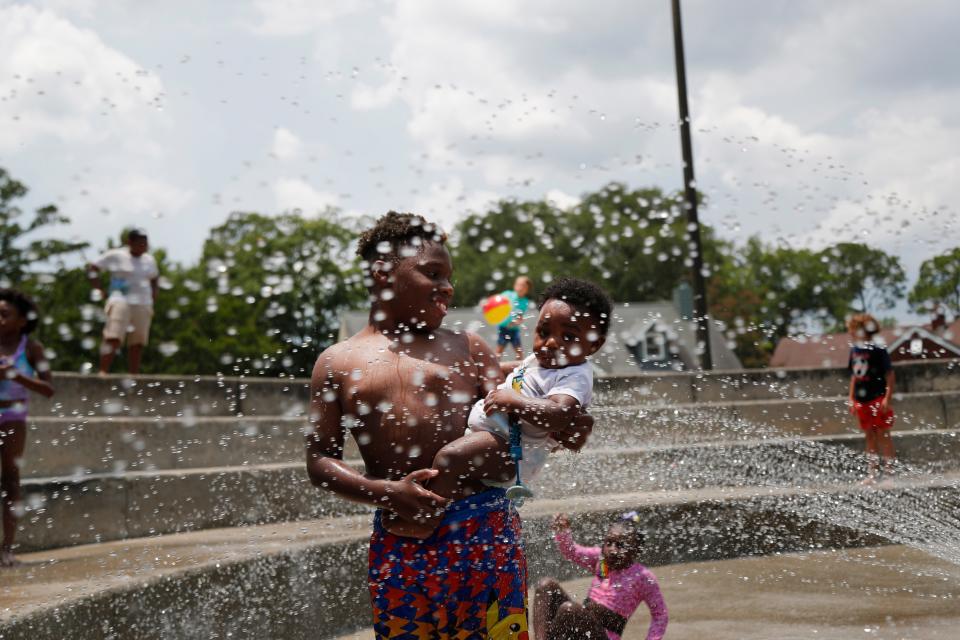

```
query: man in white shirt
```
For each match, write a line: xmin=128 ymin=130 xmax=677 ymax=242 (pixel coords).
xmin=87 ymin=228 xmax=159 ymax=374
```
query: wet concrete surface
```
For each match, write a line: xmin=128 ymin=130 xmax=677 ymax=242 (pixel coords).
xmin=335 ymin=545 xmax=960 ymax=640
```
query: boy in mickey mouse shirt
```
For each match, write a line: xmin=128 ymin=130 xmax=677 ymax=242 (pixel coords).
xmin=847 ymin=313 xmax=896 ymax=483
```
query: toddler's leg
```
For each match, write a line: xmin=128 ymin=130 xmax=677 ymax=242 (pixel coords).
xmin=546 ymin=602 xmax=606 ymax=640
xmin=432 ymin=429 xmax=514 ymax=493
xmin=383 ymin=431 xmax=514 ymax=539
xmin=533 ymin=578 xmax=571 ymax=640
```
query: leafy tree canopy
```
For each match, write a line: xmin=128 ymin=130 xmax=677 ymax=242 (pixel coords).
xmin=909 ymin=247 xmax=960 ymax=317
xmin=0 ymin=168 xmax=87 ymax=287
xmin=5 ymin=167 xmax=925 ymax=372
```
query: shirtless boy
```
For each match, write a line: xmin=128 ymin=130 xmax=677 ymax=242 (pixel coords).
xmin=307 ymin=212 xmax=590 ymax=638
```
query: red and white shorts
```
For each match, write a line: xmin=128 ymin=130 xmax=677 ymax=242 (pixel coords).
xmin=854 ymin=397 xmax=894 ymax=431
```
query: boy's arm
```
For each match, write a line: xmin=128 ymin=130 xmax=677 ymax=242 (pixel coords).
xmin=848 ymin=377 xmax=856 ymax=414
xmin=881 ymin=369 xmax=895 ymax=411
xmin=305 ymin=354 xmax=449 ymax=520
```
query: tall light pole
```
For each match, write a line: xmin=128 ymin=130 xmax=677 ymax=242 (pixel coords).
xmin=670 ymin=0 xmax=713 ymax=370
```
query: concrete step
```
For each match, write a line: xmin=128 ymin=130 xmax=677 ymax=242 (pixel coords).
xmin=590 ymin=358 xmax=960 ymax=404
xmin=16 ymin=429 xmax=960 ymax=552
xmin=3 ymin=473 xmax=958 ymax=640
xmin=29 ymin=359 xmax=960 ymax=418
xmin=21 ymin=416 xmax=309 ymax=479
xmin=31 ymin=373 xmax=308 ymax=419
xmin=589 ymin=390 xmax=960 ymax=448
xmin=21 ymin=390 xmax=960 ymax=479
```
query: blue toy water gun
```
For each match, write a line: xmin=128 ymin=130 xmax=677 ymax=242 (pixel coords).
xmin=503 ymin=365 xmax=534 ymax=505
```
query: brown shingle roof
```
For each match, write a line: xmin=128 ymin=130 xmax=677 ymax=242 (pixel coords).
xmin=770 ymin=318 xmax=960 ymax=368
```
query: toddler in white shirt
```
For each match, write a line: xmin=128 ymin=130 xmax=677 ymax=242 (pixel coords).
xmin=384 ymin=277 xmax=612 ymax=538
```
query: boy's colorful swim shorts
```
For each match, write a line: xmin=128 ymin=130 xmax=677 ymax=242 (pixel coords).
xmin=854 ymin=396 xmax=894 ymax=431
xmin=368 ymin=488 xmax=528 ymax=639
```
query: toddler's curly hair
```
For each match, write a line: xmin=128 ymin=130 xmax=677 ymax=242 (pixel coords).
xmin=538 ymin=277 xmax=613 ymax=336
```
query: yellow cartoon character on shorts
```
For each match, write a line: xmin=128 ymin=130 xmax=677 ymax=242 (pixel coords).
xmin=486 ymin=600 xmax=529 ymax=640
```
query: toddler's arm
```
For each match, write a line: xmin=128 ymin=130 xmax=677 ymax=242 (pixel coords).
xmin=484 ymin=389 xmax=584 ymax=435
xmin=636 ymin=567 xmax=669 ymax=640
xmin=552 ymin=514 xmax=600 ymax=571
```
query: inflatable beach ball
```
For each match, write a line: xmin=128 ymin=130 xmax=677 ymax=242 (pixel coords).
xmin=482 ymin=294 xmax=512 ymax=325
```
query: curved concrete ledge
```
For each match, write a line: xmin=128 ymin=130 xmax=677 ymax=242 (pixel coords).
xmin=3 ymin=474 xmax=958 ymax=640
xmin=334 ymin=545 xmax=960 ymax=639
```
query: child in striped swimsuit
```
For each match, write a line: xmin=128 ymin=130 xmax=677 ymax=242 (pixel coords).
xmin=534 ymin=512 xmax=668 ymax=640
xmin=0 ymin=289 xmax=54 ymax=567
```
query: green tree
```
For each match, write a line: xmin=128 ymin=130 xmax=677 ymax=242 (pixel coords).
xmin=709 ymin=239 xmax=909 ymax=367
xmin=449 ymin=182 xmax=722 ymax=306
xmin=707 ymin=243 xmax=774 ymax=369
xmin=145 ymin=210 xmax=366 ymax=376
xmin=707 ymin=237 xmax=845 ymax=368
xmin=0 ymin=167 xmax=87 ymax=286
xmin=819 ymin=242 xmax=906 ymax=324
xmin=909 ymin=247 xmax=960 ymax=317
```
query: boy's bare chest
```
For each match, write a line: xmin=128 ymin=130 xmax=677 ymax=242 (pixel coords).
xmin=341 ymin=352 xmax=479 ymax=417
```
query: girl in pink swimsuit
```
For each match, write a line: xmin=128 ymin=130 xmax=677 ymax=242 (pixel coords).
xmin=0 ymin=289 xmax=54 ymax=567
xmin=534 ymin=512 xmax=668 ymax=640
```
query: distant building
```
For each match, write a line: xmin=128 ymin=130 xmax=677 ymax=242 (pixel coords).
xmin=770 ymin=317 xmax=960 ymax=369
xmin=338 ymin=291 xmax=742 ymax=375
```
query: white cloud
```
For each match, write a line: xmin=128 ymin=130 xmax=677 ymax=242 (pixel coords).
xmin=4 ymin=0 xmax=960 ymax=316
xmin=270 ymin=127 xmax=302 ymax=160
xmin=35 ymin=173 xmax=196 ymax=263
xmin=545 ymin=189 xmax=580 ymax=210
xmin=345 ymin=0 xmax=960 ymax=274
xmin=351 ymin=1 xmax=680 ymax=191
xmin=248 ymin=0 xmax=370 ymax=36
xmin=412 ymin=177 xmax=500 ymax=229
xmin=273 ymin=178 xmax=339 ymax=214
xmin=0 ymin=5 xmax=165 ymax=153
xmin=30 ymin=0 xmax=100 ymax=20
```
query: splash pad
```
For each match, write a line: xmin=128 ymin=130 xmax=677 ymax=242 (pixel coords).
xmin=1 ymin=360 xmax=959 ymax=639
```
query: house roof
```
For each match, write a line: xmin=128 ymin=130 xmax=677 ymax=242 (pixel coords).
xmin=339 ymin=301 xmax=742 ymax=376
xmin=888 ymin=325 xmax=960 ymax=357
xmin=770 ymin=318 xmax=960 ymax=368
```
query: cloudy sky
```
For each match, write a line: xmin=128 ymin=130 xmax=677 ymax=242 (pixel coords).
xmin=3 ymin=0 xmax=959 ymax=318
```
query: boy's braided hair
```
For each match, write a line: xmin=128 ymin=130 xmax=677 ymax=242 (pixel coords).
xmin=356 ymin=211 xmax=447 ymax=266
xmin=538 ymin=277 xmax=613 ymax=336
xmin=0 ymin=288 xmax=39 ymax=334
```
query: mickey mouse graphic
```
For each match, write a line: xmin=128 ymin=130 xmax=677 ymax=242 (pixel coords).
xmin=851 ymin=354 xmax=870 ymax=380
